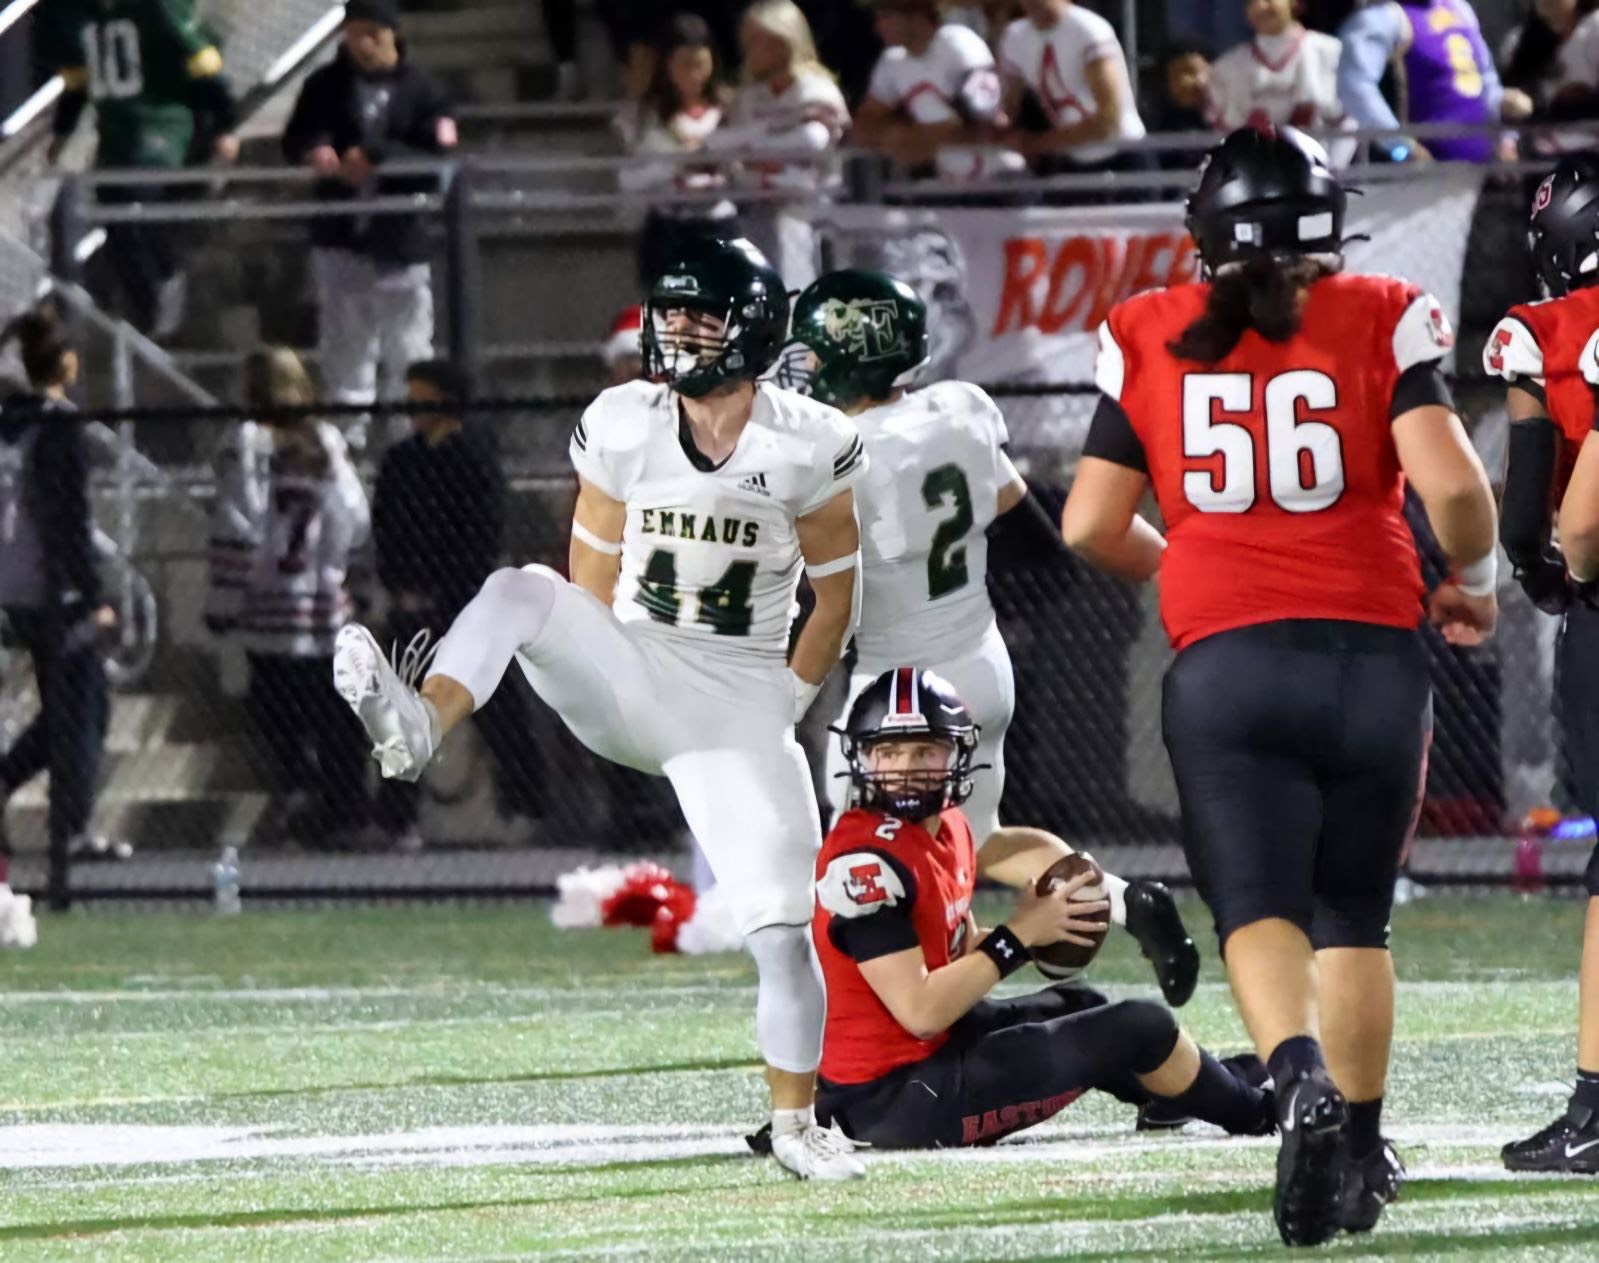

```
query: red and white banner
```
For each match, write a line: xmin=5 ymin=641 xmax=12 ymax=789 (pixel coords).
xmin=809 ymin=169 xmax=1484 ymax=386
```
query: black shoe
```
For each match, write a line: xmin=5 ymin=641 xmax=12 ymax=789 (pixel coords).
xmin=1502 ymin=1105 xmax=1599 ymax=1173
xmin=1136 ymin=1052 xmax=1273 ymax=1132
xmin=1274 ymin=1070 xmax=1348 ymax=1247
xmin=1124 ymin=879 xmax=1200 ymax=1007
xmin=1341 ymin=1138 xmax=1404 ymax=1233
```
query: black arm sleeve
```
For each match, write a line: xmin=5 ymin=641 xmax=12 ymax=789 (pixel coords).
xmin=1501 ymin=416 xmax=1561 ymax=571
xmin=1082 ymin=395 xmax=1148 ymax=473
xmin=52 ymin=89 xmax=89 ymax=140
xmin=829 ymin=904 xmax=921 ymax=962
xmin=1389 ymin=362 xmax=1456 ymax=419
xmin=988 ymin=483 xmax=1069 ymax=562
xmin=282 ymin=74 xmax=329 ymax=164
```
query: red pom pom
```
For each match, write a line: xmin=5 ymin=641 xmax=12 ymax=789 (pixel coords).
xmin=650 ymin=884 xmax=697 ymax=954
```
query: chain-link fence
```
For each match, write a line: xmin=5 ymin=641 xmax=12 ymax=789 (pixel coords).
xmin=0 ymin=376 xmax=1588 ymax=908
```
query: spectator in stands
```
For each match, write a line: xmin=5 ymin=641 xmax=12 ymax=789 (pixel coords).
xmin=1145 ymin=39 xmax=1216 ymax=168
xmin=854 ymin=0 xmax=1025 ymax=183
xmin=617 ymin=14 xmax=738 ymax=287
xmin=283 ymin=0 xmax=458 ymax=449
xmin=709 ymin=1 xmax=850 ymax=282
xmin=1207 ymin=1 xmax=1348 ymax=136
xmin=602 ymin=307 xmax=644 ymax=385
xmin=1501 ymin=0 xmax=1599 ymax=153
xmin=224 ymin=347 xmax=372 ymax=849
xmin=998 ymin=0 xmax=1148 ymax=176
xmin=539 ymin=0 xmax=583 ymax=100
xmin=1336 ymin=0 xmax=1529 ymax=162
xmin=370 ymin=361 xmax=544 ymax=851
xmin=44 ymin=0 xmax=240 ymax=339
xmin=0 ymin=306 xmax=124 ymax=884
xmin=713 ymin=1 xmax=850 ymax=194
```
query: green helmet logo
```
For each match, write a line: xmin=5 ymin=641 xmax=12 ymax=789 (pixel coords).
xmin=821 ymin=298 xmax=906 ymax=363
xmin=789 ymin=270 xmax=928 ymax=409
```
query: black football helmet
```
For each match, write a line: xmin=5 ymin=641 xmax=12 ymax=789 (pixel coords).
xmin=1529 ymin=157 xmax=1599 ymax=298
xmin=836 ymin=667 xmax=980 ymax=820
xmin=642 ymin=237 xmax=790 ymax=398
xmin=1186 ymin=126 xmax=1347 ymax=276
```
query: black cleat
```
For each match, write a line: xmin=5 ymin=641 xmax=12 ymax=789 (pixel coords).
xmin=1137 ymin=1052 xmax=1274 ymax=1132
xmin=1274 ymin=1070 xmax=1348 ymax=1247
xmin=1124 ymin=879 xmax=1200 ymax=1007
xmin=1502 ymin=1105 xmax=1599 ymax=1174
xmin=1341 ymin=1138 xmax=1404 ymax=1233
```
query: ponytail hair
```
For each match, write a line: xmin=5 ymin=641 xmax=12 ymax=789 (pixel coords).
xmin=1167 ymin=255 xmax=1336 ymax=365
xmin=1 ymin=303 xmax=75 ymax=389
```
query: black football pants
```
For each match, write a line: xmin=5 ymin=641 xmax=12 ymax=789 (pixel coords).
xmin=1162 ymin=619 xmax=1433 ymax=951
xmin=1557 ymin=602 xmax=1599 ymax=895
xmin=816 ymin=985 xmax=1169 ymax=1149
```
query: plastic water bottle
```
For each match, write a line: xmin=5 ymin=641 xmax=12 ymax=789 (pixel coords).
xmin=212 ymin=846 xmax=242 ymax=916
xmin=1512 ymin=809 xmax=1556 ymax=896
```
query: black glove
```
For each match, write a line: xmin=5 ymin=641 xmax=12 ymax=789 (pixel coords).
xmin=1517 ymin=553 xmax=1573 ymax=615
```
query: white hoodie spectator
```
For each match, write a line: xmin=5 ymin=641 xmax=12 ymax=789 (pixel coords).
xmin=857 ymin=1 xmax=1025 ymax=182
xmin=709 ymin=0 xmax=850 ymax=194
xmin=1208 ymin=0 xmax=1347 ymax=135
xmin=999 ymin=0 xmax=1145 ymax=167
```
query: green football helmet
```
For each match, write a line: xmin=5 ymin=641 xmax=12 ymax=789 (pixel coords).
xmin=786 ymin=269 xmax=929 ymax=409
xmin=642 ymin=238 xmax=790 ymax=399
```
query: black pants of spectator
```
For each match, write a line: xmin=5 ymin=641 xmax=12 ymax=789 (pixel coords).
xmin=817 ymin=985 xmax=1155 ymax=1149
xmin=91 ymin=181 xmax=185 ymax=336
xmin=373 ymin=610 xmax=546 ymax=836
xmin=638 ymin=211 xmax=741 ymax=289
xmin=247 ymin=652 xmax=370 ymax=840
xmin=0 ymin=607 xmax=109 ymax=901
xmin=541 ymin=0 xmax=577 ymax=63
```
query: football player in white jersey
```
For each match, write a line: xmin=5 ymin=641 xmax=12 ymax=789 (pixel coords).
xmin=332 ymin=240 xmax=869 ymax=1181
xmin=854 ymin=0 xmax=1025 ymax=183
xmin=784 ymin=268 xmax=1200 ymax=1009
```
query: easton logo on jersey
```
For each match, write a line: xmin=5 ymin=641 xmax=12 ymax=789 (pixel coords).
xmin=822 ymin=298 xmax=905 ymax=363
xmin=817 ymin=851 xmax=908 ymax=918
xmin=639 ymin=508 xmax=761 ymax=547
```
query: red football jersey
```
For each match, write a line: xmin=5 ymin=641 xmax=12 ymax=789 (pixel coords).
xmin=812 ymin=807 xmax=977 ymax=1086
xmin=1483 ymin=287 xmax=1599 ymax=497
xmin=1099 ymin=272 xmax=1449 ymax=650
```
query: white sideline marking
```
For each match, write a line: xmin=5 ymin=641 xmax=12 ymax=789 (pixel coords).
xmin=0 ymin=979 xmax=1566 ymax=1005
xmin=0 ymin=1118 xmax=1533 ymax=1174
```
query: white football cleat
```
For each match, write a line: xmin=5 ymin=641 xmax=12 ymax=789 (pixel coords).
xmin=770 ymin=1123 xmax=866 ymax=1182
xmin=333 ymin=625 xmax=438 ymax=782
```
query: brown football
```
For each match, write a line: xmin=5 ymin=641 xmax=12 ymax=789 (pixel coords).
xmin=1030 ymin=851 xmax=1111 ymax=981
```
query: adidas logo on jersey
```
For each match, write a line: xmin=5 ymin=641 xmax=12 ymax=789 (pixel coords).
xmin=737 ymin=472 xmax=771 ymax=496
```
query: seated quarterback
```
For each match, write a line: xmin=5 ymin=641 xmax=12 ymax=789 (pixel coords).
xmin=812 ymin=668 xmax=1275 ymax=1149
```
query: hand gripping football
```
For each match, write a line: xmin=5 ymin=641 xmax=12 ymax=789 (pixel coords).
xmin=1031 ymin=851 xmax=1111 ymax=982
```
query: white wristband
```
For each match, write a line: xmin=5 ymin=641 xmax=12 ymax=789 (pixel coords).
xmin=791 ymin=673 xmax=821 ymax=723
xmin=805 ymin=551 xmax=859 ymax=580
xmin=571 ymin=521 xmax=622 ymax=556
xmin=1455 ymin=551 xmax=1497 ymax=598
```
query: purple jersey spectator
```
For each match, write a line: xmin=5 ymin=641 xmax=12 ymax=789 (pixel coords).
xmin=1337 ymin=0 xmax=1502 ymax=161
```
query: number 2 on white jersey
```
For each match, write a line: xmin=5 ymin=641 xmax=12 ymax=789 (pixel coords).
xmin=1181 ymin=370 xmax=1345 ymax=515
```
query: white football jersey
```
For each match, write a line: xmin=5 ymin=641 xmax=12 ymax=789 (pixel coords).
xmin=851 ymin=381 xmax=1012 ymax=666
xmin=570 ymin=380 xmax=865 ymax=664
xmin=1207 ymin=29 xmax=1345 ymax=133
xmin=868 ymin=23 xmax=1025 ymax=182
xmin=999 ymin=9 xmax=1145 ymax=164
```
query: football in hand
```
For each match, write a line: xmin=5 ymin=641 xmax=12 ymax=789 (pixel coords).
xmin=1030 ymin=851 xmax=1111 ymax=982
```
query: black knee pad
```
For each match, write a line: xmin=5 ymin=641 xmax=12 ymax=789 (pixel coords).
xmin=1310 ymin=892 xmax=1394 ymax=950
xmin=1097 ymin=999 xmax=1181 ymax=1076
